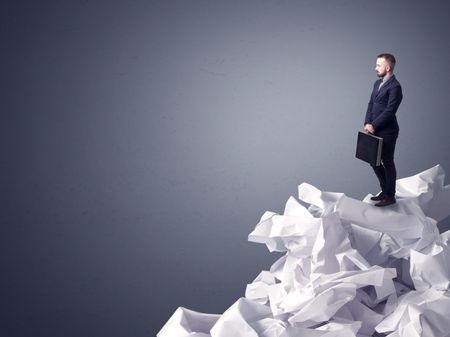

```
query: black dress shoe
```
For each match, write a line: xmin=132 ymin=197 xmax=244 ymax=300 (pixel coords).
xmin=374 ymin=196 xmax=396 ymax=207
xmin=370 ymin=193 xmax=386 ymax=201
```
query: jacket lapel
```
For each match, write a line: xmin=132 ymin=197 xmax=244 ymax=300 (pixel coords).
xmin=375 ymin=75 xmax=395 ymax=98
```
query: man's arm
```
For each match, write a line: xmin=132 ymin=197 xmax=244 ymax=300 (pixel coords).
xmin=364 ymin=89 xmax=374 ymax=125
xmin=371 ymin=85 xmax=403 ymax=131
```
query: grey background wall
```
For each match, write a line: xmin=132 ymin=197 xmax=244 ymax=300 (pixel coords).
xmin=2 ymin=1 xmax=450 ymax=336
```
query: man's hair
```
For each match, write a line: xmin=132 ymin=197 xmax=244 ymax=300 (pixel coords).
xmin=377 ymin=53 xmax=396 ymax=70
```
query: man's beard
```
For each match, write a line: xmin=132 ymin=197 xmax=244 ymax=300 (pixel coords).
xmin=377 ymin=70 xmax=386 ymax=78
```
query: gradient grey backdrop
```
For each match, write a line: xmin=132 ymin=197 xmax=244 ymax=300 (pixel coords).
xmin=2 ymin=1 xmax=450 ymax=336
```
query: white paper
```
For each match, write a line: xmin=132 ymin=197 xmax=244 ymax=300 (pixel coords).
xmin=158 ymin=165 xmax=450 ymax=337
xmin=157 ymin=307 xmax=220 ymax=337
xmin=410 ymin=243 xmax=450 ymax=291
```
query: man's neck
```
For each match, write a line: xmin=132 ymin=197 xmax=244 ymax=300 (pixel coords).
xmin=382 ymin=72 xmax=393 ymax=82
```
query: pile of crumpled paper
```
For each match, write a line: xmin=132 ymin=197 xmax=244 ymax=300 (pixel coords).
xmin=158 ymin=165 xmax=450 ymax=337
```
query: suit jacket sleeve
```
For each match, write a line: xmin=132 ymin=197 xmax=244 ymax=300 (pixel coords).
xmin=364 ymin=89 xmax=374 ymax=125
xmin=364 ymin=80 xmax=380 ymax=125
xmin=371 ymin=84 xmax=403 ymax=131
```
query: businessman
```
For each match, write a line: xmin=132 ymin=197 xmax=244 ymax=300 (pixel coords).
xmin=364 ymin=53 xmax=403 ymax=207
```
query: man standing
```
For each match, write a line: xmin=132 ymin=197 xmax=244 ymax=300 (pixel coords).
xmin=364 ymin=53 xmax=403 ymax=207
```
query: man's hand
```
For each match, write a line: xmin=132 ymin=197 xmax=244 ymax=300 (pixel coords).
xmin=364 ymin=123 xmax=375 ymax=134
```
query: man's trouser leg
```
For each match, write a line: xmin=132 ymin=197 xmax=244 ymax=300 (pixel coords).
xmin=371 ymin=133 xmax=398 ymax=197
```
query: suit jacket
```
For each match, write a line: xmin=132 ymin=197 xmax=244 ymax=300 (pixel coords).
xmin=364 ymin=74 xmax=403 ymax=135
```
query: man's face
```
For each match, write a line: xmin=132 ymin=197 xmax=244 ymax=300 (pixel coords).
xmin=375 ymin=57 xmax=390 ymax=78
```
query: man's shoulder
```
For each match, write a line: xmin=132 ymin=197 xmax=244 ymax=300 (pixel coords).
xmin=383 ymin=77 xmax=402 ymax=93
xmin=391 ymin=75 xmax=402 ymax=86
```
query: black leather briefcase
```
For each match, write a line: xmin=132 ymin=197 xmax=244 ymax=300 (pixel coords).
xmin=355 ymin=131 xmax=383 ymax=166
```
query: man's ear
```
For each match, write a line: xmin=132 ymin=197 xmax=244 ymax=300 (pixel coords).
xmin=386 ymin=65 xmax=391 ymax=72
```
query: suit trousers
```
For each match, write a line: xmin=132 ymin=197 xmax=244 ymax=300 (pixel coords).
xmin=371 ymin=133 xmax=398 ymax=197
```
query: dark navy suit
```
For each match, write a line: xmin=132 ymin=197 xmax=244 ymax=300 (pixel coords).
xmin=364 ymin=74 xmax=403 ymax=197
